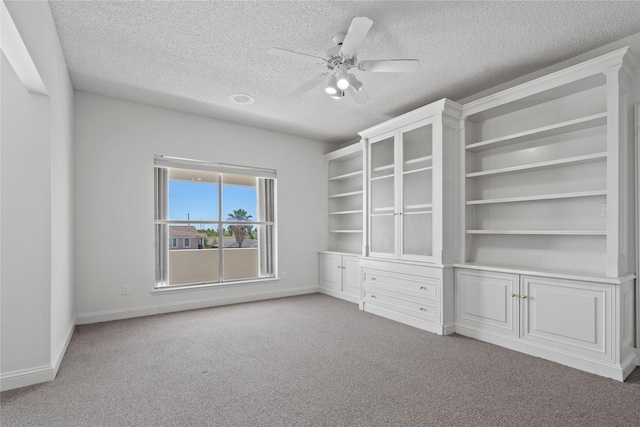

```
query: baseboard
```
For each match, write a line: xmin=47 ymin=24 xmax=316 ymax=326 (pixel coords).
xmin=52 ymin=322 xmax=76 ymax=375
xmin=76 ymin=286 xmax=318 ymax=325
xmin=318 ymin=287 xmax=360 ymax=304
xmin=1 ymin=365 xmax=55 ymax=392
xmin=455 ymin=324 xmax=633 ymax=382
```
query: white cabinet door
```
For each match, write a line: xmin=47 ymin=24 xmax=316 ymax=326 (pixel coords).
xmin=455 ymin=269 xmax=519 ymax=338
xmin=520 ymin=275 xmax=611 ymax=361
xmin=342 ymin=255 xmax=361 ymax=297
xmin=318 ymin=253 xmax=342 ymax=291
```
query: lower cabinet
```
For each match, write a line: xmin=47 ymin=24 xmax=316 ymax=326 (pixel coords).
xmin=455 ymin=268 xmax=637 ymax=381
xmin=318 ymin=252 xmax=360 ymax=303
xmin=360 ymin=258 xmax=455 ymax=335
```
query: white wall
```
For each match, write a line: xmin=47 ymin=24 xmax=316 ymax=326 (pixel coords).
xmin=0 ymin=0 xmax=74 ymax=390
xmin=74 ymin=91 xmax=331 ymax=323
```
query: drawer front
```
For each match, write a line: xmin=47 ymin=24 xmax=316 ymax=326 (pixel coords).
xmin=362 ymin=269 xmax=440 ymax=301
xmin=363 ymin=289 xmax=439 ymax=323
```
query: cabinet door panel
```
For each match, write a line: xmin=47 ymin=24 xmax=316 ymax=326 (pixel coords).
xmin=370 ymin=214 xmax=395 ymax=256
xmin=520 ymin=276 xmax=611 ymax=360
xmin=455 ymin=269 xmax=519 ymax=337
xmin=342 ymin=256 xmax=361 ymax=297
xmin=402 ymin=212 xmax=433 ymax=258
xmin=318 ymin=253 xmax=342 ymax=291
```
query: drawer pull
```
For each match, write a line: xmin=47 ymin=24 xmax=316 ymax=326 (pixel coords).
xmin=419 ymin=286 xmax=427 ymax=290
xmin=370 ymin=295 xmax=377 ymax=299
xmin=419 ymin=307 xmax=427 ymax=312
xmin=371 ymin=277 xmax=376 ymax=281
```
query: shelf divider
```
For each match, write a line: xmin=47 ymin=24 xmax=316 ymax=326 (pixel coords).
xmin=466 ymin=190 xmax=607 ymax=205
xmin=466 ymin=152 xmax=606 ymax=179
xmin=466 ymin=112 xmax=607 ymax=152
xmin=466 ymin=229 xmax=606 ymax=235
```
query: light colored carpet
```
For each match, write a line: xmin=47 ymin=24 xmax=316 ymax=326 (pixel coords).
xmin=1 ymin=293 xmax=639 ymax=426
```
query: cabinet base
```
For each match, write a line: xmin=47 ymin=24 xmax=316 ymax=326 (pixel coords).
xmin=455 ymin=324 xmax=638 ymax=382
xmin=319 ymin=287 xmax=360 ymax=304
xmin=363 ymin=303 xmax=451 ymax=336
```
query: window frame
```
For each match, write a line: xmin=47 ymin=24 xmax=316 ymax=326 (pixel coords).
xmin=154 ymin=155 xmax=278 ymax=290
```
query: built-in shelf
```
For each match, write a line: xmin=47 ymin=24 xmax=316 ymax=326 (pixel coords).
xmin=466 ymin=152 xmax=607 ymax=179
xmin=404 ymin=203 xmax=433 ymax=210
xmin=371 ymin=173 xmax=394 ymax=181
xmin=404 ymin=155 xmax=433 ymax=165
xmin=329 ymin=190 xmax=363 ymax=199
xmin=372 ymin=164 xmax=394 ymax=173
xmin=403 ymin=166 xmax=433 ymax=175
xmin=329 ymin=170 xmax=363 ymax=181
xmin=329 ymin=229 xmax=364 ymax=234
xmin=372 ymin=207 xmax=395 ymax=213
xmin=466 ymin=112 xmax=608 ymax=152
xmin=466 ymin=229 xmax=606 ymax=235
xmin=329 ymin=210 xmax=364 ymax=215
xmin=466 ymin=190 xmax=607 ymax=205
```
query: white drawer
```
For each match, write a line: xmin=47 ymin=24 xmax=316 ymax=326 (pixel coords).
xmin=363 ymin=269 xmax=440 ymax=301
xmin=363 ymin=289 xmax=439 ymax=323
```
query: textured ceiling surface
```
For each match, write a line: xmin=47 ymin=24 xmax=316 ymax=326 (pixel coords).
xmin=48 ymin=1 xmax=640 ymax=144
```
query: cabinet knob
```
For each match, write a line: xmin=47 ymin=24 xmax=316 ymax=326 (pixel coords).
xmin=511 ymin=293 xmax=518 ymax=298
xmin=522 ymin=295 xmax=528 ymax=299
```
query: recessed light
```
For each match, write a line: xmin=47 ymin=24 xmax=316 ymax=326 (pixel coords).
xmin=228 ymin=93 xmax=255 ymax=105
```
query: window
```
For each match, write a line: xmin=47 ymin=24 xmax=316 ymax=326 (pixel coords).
xmin=154 ymin=155 xmax=277 ymax=288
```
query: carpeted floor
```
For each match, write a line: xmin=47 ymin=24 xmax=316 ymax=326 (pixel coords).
xmin=1 ymin=293 xmax=639 ymax=426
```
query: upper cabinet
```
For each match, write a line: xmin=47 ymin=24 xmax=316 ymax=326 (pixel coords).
xmin=462 ymin=46 xmax=638 ymax=278
xmin=359 ymin=99 xmax=463 ymax=265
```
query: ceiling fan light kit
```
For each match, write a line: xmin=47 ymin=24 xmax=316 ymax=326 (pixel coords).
xmin=268 ymin=17 xmax=420 ymax=103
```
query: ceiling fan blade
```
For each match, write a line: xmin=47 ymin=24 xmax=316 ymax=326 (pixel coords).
xmin=359 ymin=59 xmax=420 ymax=72
xmin=289 ymin=74 xmax=328 ymax=98
xmin=340 ymin=17 xmax=373 ymax=57
xmin=267 ymin=48 xmax=326 ymax=65
xmin=348 ymin=86 xmax=369 ymax=104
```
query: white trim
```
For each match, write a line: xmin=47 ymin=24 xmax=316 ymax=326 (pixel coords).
xmin=154 ymin=155 xmax=276 ymax=179
xmin=635 ymin=103 xmax=640 ymax=349
xmin=0 ymin=0 xmax=48 ymax=95
xmin=0 ymin=365 xmax=55 ymax=392
xmin=455 ymin=324 xmax=637 ymax=382
xmin=318 ymin=287 xmax=359 ymax=304
xmin=52 ymin=323 xmax=75 ymax=376
xmin=75 ymin=286 xmax=318 ymax=325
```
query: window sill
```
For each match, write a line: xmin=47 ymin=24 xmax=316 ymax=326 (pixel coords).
xmin=151 ymin=277 xmax=280 ymax=295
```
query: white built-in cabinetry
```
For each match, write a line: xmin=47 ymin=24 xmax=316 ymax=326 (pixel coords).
xmin=455 ymin=268 xmax=636 ymax=381
xmin=318 ymin=142 xmax=365 ymax=303
xmin=358 ymin=99 xmax=462 ymax=334
xmin=318 ymin=46 xmax=638 ymax=381
xmin=456 ymin=46 xmax=638 ymax=381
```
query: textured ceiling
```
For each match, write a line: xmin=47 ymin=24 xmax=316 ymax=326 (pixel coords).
xmin=48 ymin=1 xmax=640 ymax=145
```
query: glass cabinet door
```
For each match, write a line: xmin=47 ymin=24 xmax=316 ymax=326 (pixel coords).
xmin=369 ymin=135 xmax=396 ymax=256
xmin=400 ymin=121 xmax=433 ymax=259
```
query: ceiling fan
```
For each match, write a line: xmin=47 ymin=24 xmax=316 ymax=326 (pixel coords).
xmin=268 ymin=17 xmax=420 ymax=103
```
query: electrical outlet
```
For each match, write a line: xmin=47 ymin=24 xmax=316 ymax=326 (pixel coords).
xmin=122 ymin=285 xmax=130 ymax=295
